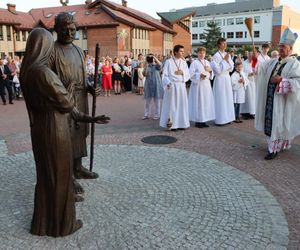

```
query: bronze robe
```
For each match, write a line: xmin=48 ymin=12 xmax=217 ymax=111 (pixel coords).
xmin=50 ymin=42 xmax=89 ymax=159
xmin=21 ymin=65 xmax=77 ymax=237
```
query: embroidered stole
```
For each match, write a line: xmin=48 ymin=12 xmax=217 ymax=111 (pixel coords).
xmin=264 ymin=59 xmax=287 ymax=136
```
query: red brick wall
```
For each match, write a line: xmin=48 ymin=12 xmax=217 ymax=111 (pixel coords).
xmin=149 ymin=30 xmax=163 ymax=55
xmin=87 ymin=27 xmax=118 ymax=58
xmin=173 ymin=23 xmax=192 ymax=56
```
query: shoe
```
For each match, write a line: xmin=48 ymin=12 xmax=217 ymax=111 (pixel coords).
xmin=195 ymin=122 xmax=203 ymax=128
xmin=248 ymin=114 xmax=255 ymax=119
xmin=233 ymin=120 xmax=239 ymax=123
xmin=153 ymin=116 xmax=159 ymax=120
xmin=203 ymin=123 xmax=209 ymax=127
xmin=108 ymin=94 xmax=111 ymax=97
xmin=104 ymin=94 xmax=108 ymax=97
xmin=2 ymin=102 xmax=6 ymax=105
xmin=142 ymin=116 xmax=149 ymax=120
xmin=171 ymin=129 xmax=177 ymax=131
xmin=9 ymin=101 xmax=14 ymax=104
xmin=74 ymin=194 xmax=84 ymax=202
xmin=178 ymin=128 xmax=185 ymax=130
xmin=264 ymin=152 xmax=278 ymax=160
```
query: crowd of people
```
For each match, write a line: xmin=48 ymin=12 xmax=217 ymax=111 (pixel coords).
xmin=0 ymin=55 xmax=23 ymax=105
xmin=2 ymin=30 xmax=300 ymax=163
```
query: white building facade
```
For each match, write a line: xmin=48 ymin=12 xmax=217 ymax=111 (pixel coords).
xmin=177 ymin=0 xmax=300 ymax=54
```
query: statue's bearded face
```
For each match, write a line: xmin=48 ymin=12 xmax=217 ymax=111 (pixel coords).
xmin=57 ymin=22 xmax=76 ymax=44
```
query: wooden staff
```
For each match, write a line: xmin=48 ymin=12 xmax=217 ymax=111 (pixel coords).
xmin=89 ymin=43 xmax=100 ymax=172
xmin=245 ymin=17 xmax=255 ymax=51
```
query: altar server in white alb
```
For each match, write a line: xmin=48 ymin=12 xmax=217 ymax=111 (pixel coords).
xmin=160 ymin=45 xmax=190 ymax=131
xmin=188 ymin=47 xmax=215 ymax=128
xmin=255 ymin=28 xmax=300 ymax=160
xmin=257 ymin=43 xmax=271 ymax=69
xmin=240 ymin=51 xmax=256 ymax=119
xmin=211 ymin=38 xmax=235 ymax=125
xmin=231 ymin=61 xmax=249 ymax=123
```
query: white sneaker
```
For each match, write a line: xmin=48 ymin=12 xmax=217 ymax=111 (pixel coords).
xmin=153 ymin=116 xmax=160 ymax=120
xmin=142 ymin=116 xmax=149 ymax=120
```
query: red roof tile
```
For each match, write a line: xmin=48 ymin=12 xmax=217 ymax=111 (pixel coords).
xmin=101 ymin=4 xmax=155 ymax=30
xmin=0 ymin=9 xmax=35 ymax=29
xmin=88 ymin=0 xmax=175 ymax=33
xmin=29 ymin=4 xmax=121 ymax=29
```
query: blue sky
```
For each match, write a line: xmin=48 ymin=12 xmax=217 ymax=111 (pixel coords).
xmin=1 ymin=0 xmax=300 ymax=17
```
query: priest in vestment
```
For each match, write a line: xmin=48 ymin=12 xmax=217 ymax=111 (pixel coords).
xmin=211 ymin=38 xmax=235 ymax=125
xmin=160 ymin=45 xmax=190 ymax=131
xmin=255 ymin=28 xmax=300 ymax=160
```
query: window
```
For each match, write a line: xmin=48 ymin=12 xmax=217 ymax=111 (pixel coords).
xmin=6 ymin=26 xmax=12 ymax=41
xmin=236 ymin=31 xmax=243 ymax=38
xmin=227 ymin=18 xmax=234 ymax=25
xmin=254 ymin=30 xmax=260 ymax=38
xmin=83 ymin=29 xmax=87 ymax=39
xmin=199 ymin=33 xmax=205 ymax=39
xmin=199 ymin=21 xmax=206 ymax=27
xmin=75 ymin=31 xmax=80 ymax=40
xmin=16 ymin=31 xmax=20 ymax=41
xmin=0 ymin=26 xmax=3 ymax=40
xmin=244 ymin=31 xmax=247 ymax=38
xmin=227 ymin=32 xmax=234 ymax=38
xmin=215 ymin=19 xmax=222 ymax=26
xmin=236 ymin=17 xmax=243 ymax=25
xmin=22 ymin=31 xmax=26 ymax=41
xmin=254 ymin=16 xmax=260 ymax=24
xmin=192 ymin=34 xmax=198 ymax=40
xmin=192 ymin=21 xmax=198 ymax=28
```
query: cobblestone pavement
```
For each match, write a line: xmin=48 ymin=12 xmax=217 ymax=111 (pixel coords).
xmin=0 ymin=145 xmax=288 ymax=249
xmin=0 ymin=94 xmax=300 ymax=249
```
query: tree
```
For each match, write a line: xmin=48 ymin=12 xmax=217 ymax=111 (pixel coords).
xmin=201 ymin=21 xmax=221 ymax=56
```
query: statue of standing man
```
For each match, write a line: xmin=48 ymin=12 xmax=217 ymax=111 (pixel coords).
xmin=50 ymin=12 xmax=108 ymax=197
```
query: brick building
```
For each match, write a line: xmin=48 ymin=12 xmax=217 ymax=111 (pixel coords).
xmin=0 ymin=0 xmax=194 ymax=58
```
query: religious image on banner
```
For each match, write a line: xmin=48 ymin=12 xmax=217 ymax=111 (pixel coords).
xmin=117 ymin=29 xmax=129 ymax=51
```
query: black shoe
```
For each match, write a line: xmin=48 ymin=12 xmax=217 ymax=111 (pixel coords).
xmin=202 ymin=123 xmax=209 ymax=127
xmin=170 ymin=129 xmax=177 ymax=131
xmin=2 ymin=102 xmax=6 ymax=105
xmin=248 ymin=114 xmax=255 ymax=119
xmin=195 ymin=122 xmax=203 ymax=128
xmin=264 ymin=152 xmax=278 ymax=160
xmin=9 ymin=101 xmax=14 ymax=104
xmin=178 ymin=128 xmax=185 ymax=130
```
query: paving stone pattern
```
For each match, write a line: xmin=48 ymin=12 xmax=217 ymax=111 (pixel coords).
xmin=0 ymin=145 xmax=289 ymax=250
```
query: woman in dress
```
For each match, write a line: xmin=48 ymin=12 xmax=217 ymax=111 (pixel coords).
xmin=101 ymin=58 xmax=113 ymax=96
xmin=112 ymin=57 xmax=123 ymax=95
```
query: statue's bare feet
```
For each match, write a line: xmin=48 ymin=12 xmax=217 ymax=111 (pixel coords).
xmin=74 ymin=194 xmax=84 ymax=202
xmin=74 ymin=166 xmax=99 ymax=179
xmin=74 ymin=179 xmax=85 ymax=194
xmin=72 ymin=219 xmax=83 ymax=234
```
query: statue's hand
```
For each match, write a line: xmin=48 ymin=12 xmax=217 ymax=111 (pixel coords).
xmin=94 ymin=115 xmax=110 ymax=124
xmin=87 ymin=86 xmax=101 ymax=96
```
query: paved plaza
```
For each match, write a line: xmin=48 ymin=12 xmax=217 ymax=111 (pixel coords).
xmin=0 ymin=94 xmax=300 ymax=249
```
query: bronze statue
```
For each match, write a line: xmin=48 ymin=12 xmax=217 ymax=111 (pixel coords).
xmin=50 ymin=12 xmax=108 ymax=197
xmin=20 ymin=28 xmax=82 ymax=237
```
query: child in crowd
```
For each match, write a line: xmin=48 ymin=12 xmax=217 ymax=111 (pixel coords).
xmin=231 ymin=61 xmax=248 ymax=123
xmin=137 ymin=62 xmax=145 ymax=95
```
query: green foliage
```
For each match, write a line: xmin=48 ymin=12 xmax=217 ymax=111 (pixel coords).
xmin=200 ymin=21 xmax=221 ymax=55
